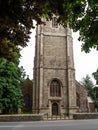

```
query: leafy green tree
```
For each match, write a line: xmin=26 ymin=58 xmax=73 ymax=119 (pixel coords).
xmin=92 ymin=69 xmax=98 ymax=84
xmin=0 ymin=39 xmax=25 ymax=114
xmin=0 ymin=0 xmax=34 ymax=47
xmin=80 ymin=75 xmax=98 ymax=109
xmin=0 ymin=38 xmax=20 ymax=63
xmin=0 ymin=0 xmax=98 ymax=52
xmin=80 ymin=75 xmax=95 ymax=98
xmin=0 ymin=58 xmax=25 ymax=114
xmin=92 ymin=69 xmax=98 ymax=104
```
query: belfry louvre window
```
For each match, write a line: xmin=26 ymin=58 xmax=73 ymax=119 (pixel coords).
xmin=52 ymin=17 xmax=58 ymax=28
xmin=50 ymin=80 xmax=61 ymax=97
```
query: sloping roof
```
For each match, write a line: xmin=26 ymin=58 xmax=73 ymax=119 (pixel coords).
xmin=75 ymin=80 xmax=87 ymax=93
xmin=87 ymin=96 xmax=94 ymax=103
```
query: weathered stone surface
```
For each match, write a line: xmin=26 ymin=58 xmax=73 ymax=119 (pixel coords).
xmin=22 ymin=78 xmax=33 ymax=112
xmin=0 ymin=114 xmax=43 ymax=122
xmin=76 ymin=81 xmax=88 ymax=112
xmin=33 ymin=18 xmax=77 ymax=116
xmin=73 ymin=113 xmax=98 ymax=119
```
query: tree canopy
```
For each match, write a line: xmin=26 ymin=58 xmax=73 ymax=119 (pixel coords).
xmin=0 ymin=39 xmax=25 ymax=114
xmin=0 ymin=0 xmax=98 ymax=52
xmin=80 ymin=75 xmax=98 ymax=109
xmin=80 ymin=75 xmax=95 ymax=97
xmin=0 ymin=58 xmax=25 ymax=114
xmin=92 ymin=69 xmax=98 ymax=84
xmin=0 ymin=38 xmax=20 ymax=63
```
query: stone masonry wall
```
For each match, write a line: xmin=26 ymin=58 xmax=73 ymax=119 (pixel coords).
xmin=73 ymin=113 xmax=98 ymax=119
xmin=0 ymin=114 xmax=43 ymax=122
xmin=76 ymin=81 xmax=88 ymax=112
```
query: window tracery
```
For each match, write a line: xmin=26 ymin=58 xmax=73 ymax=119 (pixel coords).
xmin=50 ymin=79 xmax=61 ymax=97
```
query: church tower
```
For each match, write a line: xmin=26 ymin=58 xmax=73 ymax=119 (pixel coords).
xmin=33 ymin=17 xmax=77 ymax=116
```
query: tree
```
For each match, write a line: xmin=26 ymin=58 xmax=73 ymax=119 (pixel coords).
xmin=92 ymin=69 xmax=98 ymax=84
xmin=92 ymin=70 xmax=98 ymax=103
xmin=0 ymin=0 xmax=98 ymax=52
xmin=0 ymin=39 xmax=25 ymax=114
xmin=0 ymin=38 xmax=20 ymax=63
xmin=0 ymin=0 xmax=34 ymax=47
xmin=80 ymin=75 xmax=98 ymax=109
xmin=0 ymin=58 xmax=25 ymax=114
xmin=70 ymin=1 xmax=98 ymax=52
xmin=80 ymin=75 xmax=95 ymax=98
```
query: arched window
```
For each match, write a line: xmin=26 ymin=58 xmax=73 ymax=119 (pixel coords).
xmin=24 ymin=95 xmax=30 ymax=108
xmin=50 ymin=79 xmax=61 ymax=97
xmin=52 ymin=17 xmax=58 ymax=28
xmin=76 ymin=93 xmax=80 ymax=107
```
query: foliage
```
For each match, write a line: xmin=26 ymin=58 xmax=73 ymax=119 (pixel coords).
xmin=92 ymin=69 xmax=98 ymax=84
xmin=0 ymin=0 xmax=98 ymax=52
xmin=70 ymin=1 xmax=98 ymax=52
xmin=80 ymin=75 xmax=95 ymax=97
xmin=92 ymin=70 xmax=98 ymax=106
xmin=0 ymin=38 xmax=20 ymax=64
xmin=0 ymin=40 xmax=25 ymax=114
xmin=0 ymin=58 xmax=25 ymax=114
xmin=0 ymin=0 xmax=34 ymax=47
xmin=80 ymin=75 xmax=98 ymax=109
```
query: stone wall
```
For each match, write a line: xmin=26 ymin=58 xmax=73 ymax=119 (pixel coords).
xmin=22 ymin=78 xmax=33 ymax=112
xmin=0 ymin=113 xmax=98 ymax=121
xmin=76 ymin=81 xmax=88 ymax=112
xmin=0 ymin=114 xmax=43 ymax=122
xmin=73 ymin=113 xmax=98 ymax=119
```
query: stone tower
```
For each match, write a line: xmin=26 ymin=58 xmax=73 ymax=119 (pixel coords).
xmin=33 ymin=17 xmax=77 ymax=116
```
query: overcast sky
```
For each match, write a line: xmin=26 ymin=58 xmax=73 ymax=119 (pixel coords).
xmin=19 ymin=29 xmax=98 ymax=83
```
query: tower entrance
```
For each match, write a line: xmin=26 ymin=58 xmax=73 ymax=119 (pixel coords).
xmin=52 ymin=103 xmax=59 ymax=115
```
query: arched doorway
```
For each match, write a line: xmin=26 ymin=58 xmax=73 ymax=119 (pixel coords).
xmin=52 ymin=103 xmax=59 ymax=115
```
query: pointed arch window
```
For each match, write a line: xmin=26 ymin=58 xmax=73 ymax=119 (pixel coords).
xmin=24 ymin=94 xmax=30 ymax=108
xmin=76 ymin=93 xmax=80 ymax=107
xmin=50 ymin=79 xmax=61 ymax=97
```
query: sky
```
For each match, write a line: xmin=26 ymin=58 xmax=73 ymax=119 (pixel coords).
xmin=19 ymin=29 xmax=98 ymax=83
xmin=73 ymin=32 xmax=98 ymax=83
